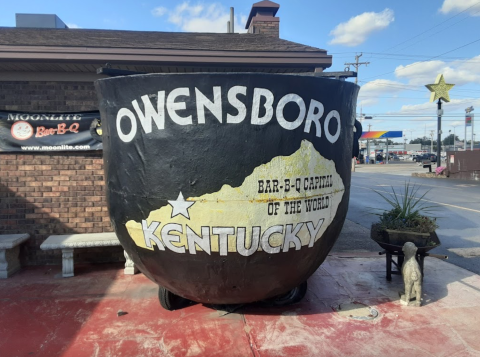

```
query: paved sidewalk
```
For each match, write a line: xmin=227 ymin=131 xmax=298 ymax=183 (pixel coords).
xmin=1 ymin=223 xmax=480 ymax=356
xmin=354 ymin=161 xmax=438 ymax=176
xmin=332 ymin=219 xmax=379 ymax=252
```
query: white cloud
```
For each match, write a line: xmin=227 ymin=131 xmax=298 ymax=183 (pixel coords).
xmin=151 ymin=2 xmax=246 ymax=33
xmin=358 ymin=98 xmax=380 ymax=107
xmin=329 ymin=9 xmax=394 ymax=47
xmin=358 ymin=79 xmax=408 ymax=107
xmin=67 ymin=23 xmax=80 ymax=29
xmin=395 ymin=102 xmax=438 ymax=114
xmin=360 ymin=79 xmax=407 ymax=95
xmin=392 ymin=97 xmax=480 ymax=115
xmin=151 ymin=7 xmax=168 ymax=17
xmin=440 ymin=0 xmax=480 ymax=16
xmin=395 ymin=56 xmax=480 ymax=86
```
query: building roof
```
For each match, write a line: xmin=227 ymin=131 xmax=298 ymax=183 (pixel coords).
xmin=0 ymin=27 xmax=321 ymax=52
xmin=0 ymin=27 xmax=332 ymax=74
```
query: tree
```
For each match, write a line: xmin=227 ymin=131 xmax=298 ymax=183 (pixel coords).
xmin=411 ymin=137 xmax=435 ymax=146
xmin=442 ymin=134 xmax=460 ymax=146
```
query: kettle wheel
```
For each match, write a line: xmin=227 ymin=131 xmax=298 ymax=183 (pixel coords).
xmin=158 ymin=286 xmax=191 ymax=311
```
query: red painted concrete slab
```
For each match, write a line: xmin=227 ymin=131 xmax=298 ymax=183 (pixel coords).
xmin=1 ymin=256 xmax=480 ymax=357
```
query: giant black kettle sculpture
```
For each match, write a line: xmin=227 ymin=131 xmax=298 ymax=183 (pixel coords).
xmin=96 ymin=73 xmax=360 ymax=309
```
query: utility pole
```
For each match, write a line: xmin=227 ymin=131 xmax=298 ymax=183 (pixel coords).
xmin=345 ymin=53 xmax=370 ymax=84
xmin=430 ymin=130 xmax=435 ymax=154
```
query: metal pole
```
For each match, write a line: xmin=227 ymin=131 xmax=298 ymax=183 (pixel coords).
xmin=437 ymin=99 xmax=441 ymax=166
xmin=386 ymin=139 xmax=389 ymax=164
xmin=230 ymin=7 xmax=234 ymax=33
xmin=366 ymin=139 xmax=369 ymax=163
xmin=367 ymin=124 xmax=371 ymax=164
xmin=472 ymin=113 xmax=474 ymax=151
xmin=453 ymin=126 xmax=456 ymax=151
xmin=430 ymin=130 xmax=434 ymax=154
xmin=465 ymin=114 xmax=467 ymax=151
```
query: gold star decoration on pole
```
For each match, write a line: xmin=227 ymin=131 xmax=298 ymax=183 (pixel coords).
xmin=425 ymin=74 xmax=455 ymax=102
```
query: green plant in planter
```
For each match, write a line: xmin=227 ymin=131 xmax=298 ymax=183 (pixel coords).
xmin=373 ymin=182 xmax=438 ymax=234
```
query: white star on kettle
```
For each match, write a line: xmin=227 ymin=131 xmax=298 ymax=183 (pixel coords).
xmin=168 ymin=192 xmax=195 ymax=219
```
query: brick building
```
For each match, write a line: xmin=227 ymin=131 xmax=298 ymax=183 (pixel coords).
xmin=0 ymin=0 xmax=332 ymax=266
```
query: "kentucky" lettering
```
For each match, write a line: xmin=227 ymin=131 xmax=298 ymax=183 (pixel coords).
xmin=140 ymin=218 xmax=325 ymax=256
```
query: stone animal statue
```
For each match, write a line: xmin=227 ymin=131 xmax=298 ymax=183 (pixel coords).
xmin=400 ymin=242 xmax=422 ymax=306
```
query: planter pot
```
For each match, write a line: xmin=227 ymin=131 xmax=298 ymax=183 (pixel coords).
xmin=371 ymin=223 xmax=440 ymax=253
xmin=95 ymin=73 xmax=359 ymax=304
xmin=384 ymin=229 xmax=430 ymax=247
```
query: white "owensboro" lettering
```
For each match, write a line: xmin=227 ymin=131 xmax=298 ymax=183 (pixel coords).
xmin=116 ymin=86 xmax=341 ymax=144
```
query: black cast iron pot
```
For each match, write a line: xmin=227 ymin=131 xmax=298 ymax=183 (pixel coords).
xmin=95 ymin=73 xmax=359 ymax=305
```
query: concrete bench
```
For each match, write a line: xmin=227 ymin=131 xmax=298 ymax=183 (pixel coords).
xmin=40 ymin=232 xmax=138 ymax=278
xmin=0 ymin=233 xmax=30 ymax=278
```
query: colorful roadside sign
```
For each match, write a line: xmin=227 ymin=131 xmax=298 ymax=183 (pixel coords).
xmin=360 ymin=131 xmax=403 ymax=139
xmin=466 ymin=114 xmax=473 ymax=127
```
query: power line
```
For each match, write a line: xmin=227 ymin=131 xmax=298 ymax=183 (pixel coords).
xmin=356 ymin=115 xmax=471 ymax=119
xmin=358 ymin=81 xmax=427 ymax=92
xmin=358 ymin=95 xmax=473 ymax=100
xmin=389 ymin=5 xmax=480 ymax=54
xmin=332 ymin=52 xmax=477 ymax=60
xmin=376 ymin=1 xmax=480 ymax=54
xmin=362 ymin=36 xmax=480 ymax=81
xmin=358 ymin=96 xmax=427 ymax=99
xmin=357 ymin=80 xmax=480 ymax=94
xmin=343 ymin=54 xmax=480 ymax=63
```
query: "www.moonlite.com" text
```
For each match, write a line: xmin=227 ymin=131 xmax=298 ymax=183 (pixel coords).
xmin=21 ymin=145 xmax=91 ymax=151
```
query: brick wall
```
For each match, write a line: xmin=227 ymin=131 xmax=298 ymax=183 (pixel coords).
xmin=249 ymin=20 xmax=279 ymax=37
xmin=0 ymin=80 xmax=97 ymax=112
xmin=0 ymin=80 xmax=124 ymax=265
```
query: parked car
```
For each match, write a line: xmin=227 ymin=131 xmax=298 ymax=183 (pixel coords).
xmin=414 ymin=153 xmax=437 ymax=162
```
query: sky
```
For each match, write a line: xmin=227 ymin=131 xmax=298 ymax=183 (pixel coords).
xmin=1 ymin=0 xmax=480 ymax=142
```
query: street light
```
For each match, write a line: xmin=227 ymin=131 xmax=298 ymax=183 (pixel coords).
xmin=451 ymin=125 xmax=457 ymax=151
xmin=407 ymin=129 xmax=414 ymax=142
xmin=430 ymin=130 xmax=434 ymax=154
xmin=361 ymin=115 xmax=373 ymax=164
xmin=449 ymin=130 xmax=453 ymax=151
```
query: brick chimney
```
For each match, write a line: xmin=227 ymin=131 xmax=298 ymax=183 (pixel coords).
xmin=245 ymin=0 xmax=280 ymax=37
